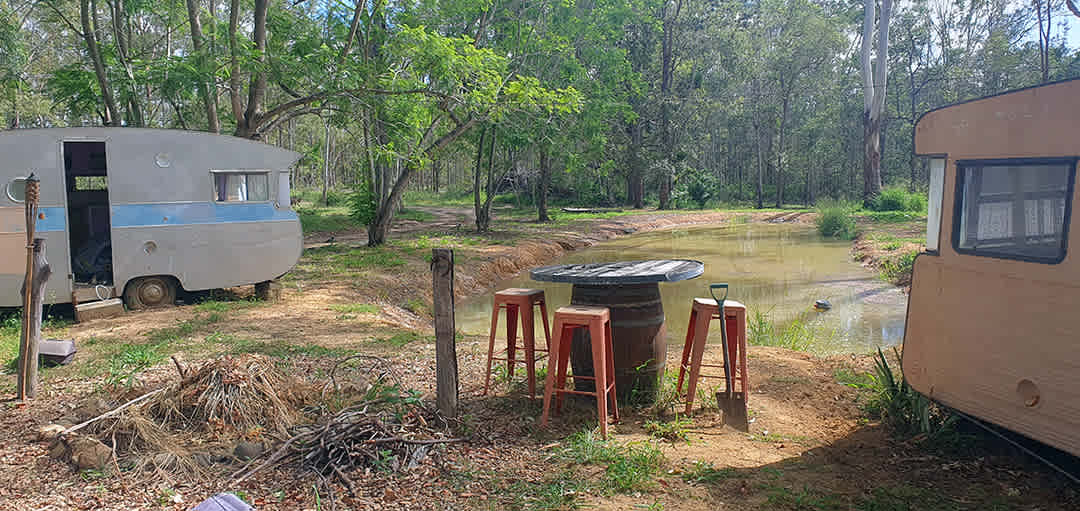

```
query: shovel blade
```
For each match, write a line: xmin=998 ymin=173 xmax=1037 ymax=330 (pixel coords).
xmin=717 ymin=391 xmax=749 ymax=432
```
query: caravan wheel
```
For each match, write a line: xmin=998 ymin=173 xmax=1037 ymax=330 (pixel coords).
xmin=124 ymin=276 xmax=177 ymax=310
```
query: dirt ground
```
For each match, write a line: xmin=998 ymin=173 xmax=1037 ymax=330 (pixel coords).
xmin=1 ymin=208 xmax=1076 ymax=510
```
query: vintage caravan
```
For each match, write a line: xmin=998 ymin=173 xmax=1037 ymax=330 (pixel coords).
xmin=905 ymin=78 xmax=1080 ymax=456
xmin=0 ymin=128 xmax=302 ymax=309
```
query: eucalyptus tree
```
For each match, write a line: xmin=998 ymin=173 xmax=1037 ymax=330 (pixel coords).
xmin=860 ymin=0 xmax=891 ymax=204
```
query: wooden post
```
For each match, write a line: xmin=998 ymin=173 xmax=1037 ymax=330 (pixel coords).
xmin=432 ymin=248 xmax=457 ymax=417
xmin=18 ymin=239 xmax=50 ymax=399
xmin=18 ymin=174 xmax=46 ymax=400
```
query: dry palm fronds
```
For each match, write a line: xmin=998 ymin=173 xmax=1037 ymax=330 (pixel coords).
xmin=85 ymin=354 xmax=309 ymax=473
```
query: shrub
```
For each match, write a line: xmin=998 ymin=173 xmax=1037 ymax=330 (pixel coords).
xmin=870 ymin=187 xmax=927 ymax=212
xmin=879 ymin=250 xmax=918 ymax=284
xmin=346 ymin=181 xmax=377 ymax=226
xmin=865 ymin=348 xmax=957 ymax=439
xmin=815 ymin=201 xmax=858 ymax=240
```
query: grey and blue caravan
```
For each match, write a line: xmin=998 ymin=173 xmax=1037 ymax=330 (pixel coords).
xmin=1 ymin=128 xmax=302 ymax=310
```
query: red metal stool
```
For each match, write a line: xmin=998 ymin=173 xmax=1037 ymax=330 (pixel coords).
xmin=541 ymin=305 xmax=619 ymax=439
xmin=483 ymin=288 xmax=552 ymax=399
xmin=677 ymin=298 xmax=748 ymax=415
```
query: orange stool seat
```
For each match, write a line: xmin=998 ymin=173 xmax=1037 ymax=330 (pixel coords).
xmin=483 ymin=288 xmax=551 ymax=399
xmin=676 ymin=298 xmax=748 ymax=414
xmin=541 ymin=305 xmax=619 ymax=439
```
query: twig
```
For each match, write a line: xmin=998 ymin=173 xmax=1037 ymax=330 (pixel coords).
xmin=331 ymin=464 xmax=357 ymax=496
xmin=62 ymin=388 xmax=167 ymax=435
xmin=171 ymin=356 xmax=186 ymax=380
xmin=364 ymin=437 xmax=465 ymax=446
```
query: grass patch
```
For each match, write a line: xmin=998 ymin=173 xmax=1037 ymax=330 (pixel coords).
xmin=869 ymin=187 xmax=927 ymax=213
xmin=764 ymin=484 xmax=845 ymax=510
xmin=559 ymin=429 xmax=665 ymax=493
xmin=749 ymin=432 xmax=813 ymax=446
xmin=374 ymin=332 xmax=427 ymax=348
xmin=296 ymin=205 xmax=361 ymax=234
xmin=747 ymin=309 xmax=829 ymax=351
xmin=396 ymin=208 xmax=436 ymax=222
xmin=864 ymin=348 xmax=957 ymax=440
xmin=207 ymin=332 xmax=353 ymax=358
xmin=858 ymin=211 xmax=924 ymax=223
xmin=833 ymin=367 xmax=874 ymax=389
xmin=815 ymin=201 xmax=858 ymax=240
xmin=330 ymin=303 xmax=380 ymax=314
xmin=879 ymin=251 xmax=918 ymax=283
xmin=644 ymin=414 xmax=692 ymax=443
xmin=104 ymin=343 xmax=168 ymax=387
xmin=488 ymin=470 xmax=586 ymax=511
xmin=682 ymin=461 xmax=736 ymax=484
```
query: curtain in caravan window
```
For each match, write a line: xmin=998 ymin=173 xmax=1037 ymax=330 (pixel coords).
xmin=956 ymin=161 xmax=1073 ymax=262
xmin=215 ymin=173 xmax=269 ymax=201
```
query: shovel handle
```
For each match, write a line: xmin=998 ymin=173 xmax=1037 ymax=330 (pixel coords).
xmin=709 ymin=283 xmax=728 ymax=307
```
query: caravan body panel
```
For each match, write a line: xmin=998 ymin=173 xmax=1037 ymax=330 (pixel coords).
xmin=0 ymin=128 xmax=301 ymax=307
xmin=908 ymin=79 xmax=1080 ymax=456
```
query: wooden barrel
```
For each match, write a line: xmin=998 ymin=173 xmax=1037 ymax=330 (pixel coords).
xmin=569 ymin=283 xmax=666 ymax=404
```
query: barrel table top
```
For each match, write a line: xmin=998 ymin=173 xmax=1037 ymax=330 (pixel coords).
xmin=530 ymin=259 xmax=704 ymax=285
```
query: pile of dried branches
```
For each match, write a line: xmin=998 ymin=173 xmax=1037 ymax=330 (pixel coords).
xmin=83 ymin=354 xmax=308 ymax=472
xmin=233 ymin=355 xmax=463 ymax=492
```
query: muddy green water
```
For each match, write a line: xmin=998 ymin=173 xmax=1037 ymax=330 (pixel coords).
xmin=457 ymin=223 xmax=908 ymax=355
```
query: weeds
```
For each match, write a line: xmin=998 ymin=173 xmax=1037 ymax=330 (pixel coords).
xmin=869 ymin=187 xmax=927 ymax=213
xmin=682 ymin=461 xmax=735 ymax=484
xmin=329 ymin=303 xmax=380 ymax=315
xmin=559 ymin=429 xmax=665 ymax=493
xmin=833 ymin=367 xmax=874 ymax=389
xmin=747 ymin=309 xmax=825 ymax=351
xmin=879 ymin=251 xmax=918 ymax=284
xmin=644 ymin=414 xmax=692 ymax=443
xmin=374 ymin=332 xmax=426 ymax=348
xmin=815 ymin=201 xmax=858 ymax=240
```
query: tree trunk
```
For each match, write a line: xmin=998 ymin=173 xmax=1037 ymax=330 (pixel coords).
xmin=537 ymin=148 xmax=551 ymax=222
xmin=473 ymin=125 xmax=488 ymax=232
xmin=185 ymin=0 xmax=220 ymax=132
xmin=478 ymin=128 xmax=497 ymax=232
xmin=18 ymin=239 xmax=49 ymax=399
xmin=776 ymin=94 xmax=789 ymax=208
xmin=863 ymin=111 xmax=883 ymax=203
xmin=80 ymin=0 xmax=120 ymax=126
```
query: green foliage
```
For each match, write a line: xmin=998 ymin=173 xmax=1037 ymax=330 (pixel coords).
xmin=747 ymin=309 xmax=823 ymax=351
xmin=644 ymin=414 xmax=692 ymax=443
xmin=864 ymin=348 xmax=957 ymax=439
xmin=682 ymin=461 xmax=736 ymax=484
xmin=870 ymin=187 xmax=927 ymax=213
xmin=104 ymin=343 xmax=167 ymax=387
xmin=397 ymin=209 xmax=436 ymax=222
xmin=559 ymin=430 xmax=665 ymax=493
xmin=833 ymin=368 xmax=875 ymax=389
xmin=297 ymin=206 xmax=361 ymax=234
xmin=374 ymin=332 xmax=426 ymax=348
xmin=879 ymin=251 xmax=918 ymax=283
xmin=329 ymin=303 xmax=381 ymax=315
xmin=346 ymin=181 xmax=378 ymax=227
xmin=816 ymin=201 xmax=859 ymax=240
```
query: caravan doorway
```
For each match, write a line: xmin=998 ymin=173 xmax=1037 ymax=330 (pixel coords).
xmin=63 ymin=141 xmax=114 ymax=288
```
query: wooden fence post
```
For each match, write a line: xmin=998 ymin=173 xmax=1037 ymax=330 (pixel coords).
xmin=432 ymin=248 xmax=457 ymax=417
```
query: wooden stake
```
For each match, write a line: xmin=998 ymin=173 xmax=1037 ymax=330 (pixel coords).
xmin=18 ymin=239 xmax=49 ymax=399
xmin=17 ymin=174 xmax=42 ymax=401
xmin=432 ymin=248 xmax=458 ymax=417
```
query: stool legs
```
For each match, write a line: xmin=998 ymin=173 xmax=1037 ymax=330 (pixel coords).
xmin=541 ymin=313 xmax=618 ymax=439
xmin=683 ymin=309 xmax=712 ymax=415
xmin=676 ymin=308 xmax=699 ymax=396
xmin=483 ymin=302 xmax=502 ymax=396
xmin=540 ymin=317 xmax=568 ymax=427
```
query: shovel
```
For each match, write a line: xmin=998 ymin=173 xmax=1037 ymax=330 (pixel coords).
xmin=710 ymin=284 xmax=748 ymax=432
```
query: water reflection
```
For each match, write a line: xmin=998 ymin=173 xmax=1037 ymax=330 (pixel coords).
xmin=457 ymin=223 xmax=908 ymax=354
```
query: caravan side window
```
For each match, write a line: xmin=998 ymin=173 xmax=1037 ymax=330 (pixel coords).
xmin=213 ymin=171 xmax=270 ymax=202
xmin=954 ymin=159 xmax=1077 ymax=263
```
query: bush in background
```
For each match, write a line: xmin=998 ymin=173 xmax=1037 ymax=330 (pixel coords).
xmin=871 ymin=187 xmax=926 ymax=212
xmin=816 ymin=200 xmax=858 ymax=240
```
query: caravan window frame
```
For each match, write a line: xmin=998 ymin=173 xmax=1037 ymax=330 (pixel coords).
xmin=5 ymin=176 xmax=27 ymax=203
xmin=951 ymin=157 xmax=1078 ymax=265
xmin=210 ymin=170 xmax=272 ymax=203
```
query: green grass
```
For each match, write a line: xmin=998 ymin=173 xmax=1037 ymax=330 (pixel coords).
xmin=374 ymin=332 xmax=427 ymax=348
xmin=833 ymin=367 xmax=874 ymax=389
xmin=396 ymin=208 xmax=436 ymax=222
xmin=869 ymin=187 xmax=927 ymax=213
xmin=303 ymin=244 xmax=406 ymax=271
xmin=644 ymin=414 xmax=692 ymax=443
xmin=329 ymin=303 xmax=381 ymax=315
xmin=747 ymin=309 xmax=829 ymax=352
xmin=858 ymin=211 xmax=925 ymax=223
xmin=206 ymin=332 xmax=353 ymax=358
xmin=296 ymin=205 xmax=361 ymax=234
xmin=559 ymin=429 xmax=665 ymax=493
xmin=682 ymin=461 xmax=736 ymax=484
xmin=488 ymin=470 xmax=587 ymax=511
xmin=879 ymin=251 xmax=919 ymax=283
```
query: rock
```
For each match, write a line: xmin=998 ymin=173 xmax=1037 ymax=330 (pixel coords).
xmin=37 ymin=424 xmax=66 ymax=442
xmin=233 ymin=441 xmax=265 ymax=460
xmin=69 ymin=435 xmax=113 ymax=470
xmin=73 ymin=397 xmax=110 ymax=421
xmin=49 ymin=433 xmax=113 ymax=471
xmin=814 ymin=299 xmax=832 ymax=311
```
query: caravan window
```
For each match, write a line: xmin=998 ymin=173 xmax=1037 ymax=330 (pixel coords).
xmin=6 ymin=177 xmax=26 ymax=203
xmin=213 ymin=172 xmax=270 ymax=202
xmin=954 ymin=159 xmax=1076 ymax=263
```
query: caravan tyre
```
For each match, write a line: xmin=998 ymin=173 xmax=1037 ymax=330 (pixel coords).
xmin=124 ymin=277 xmax=177 ymax=310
